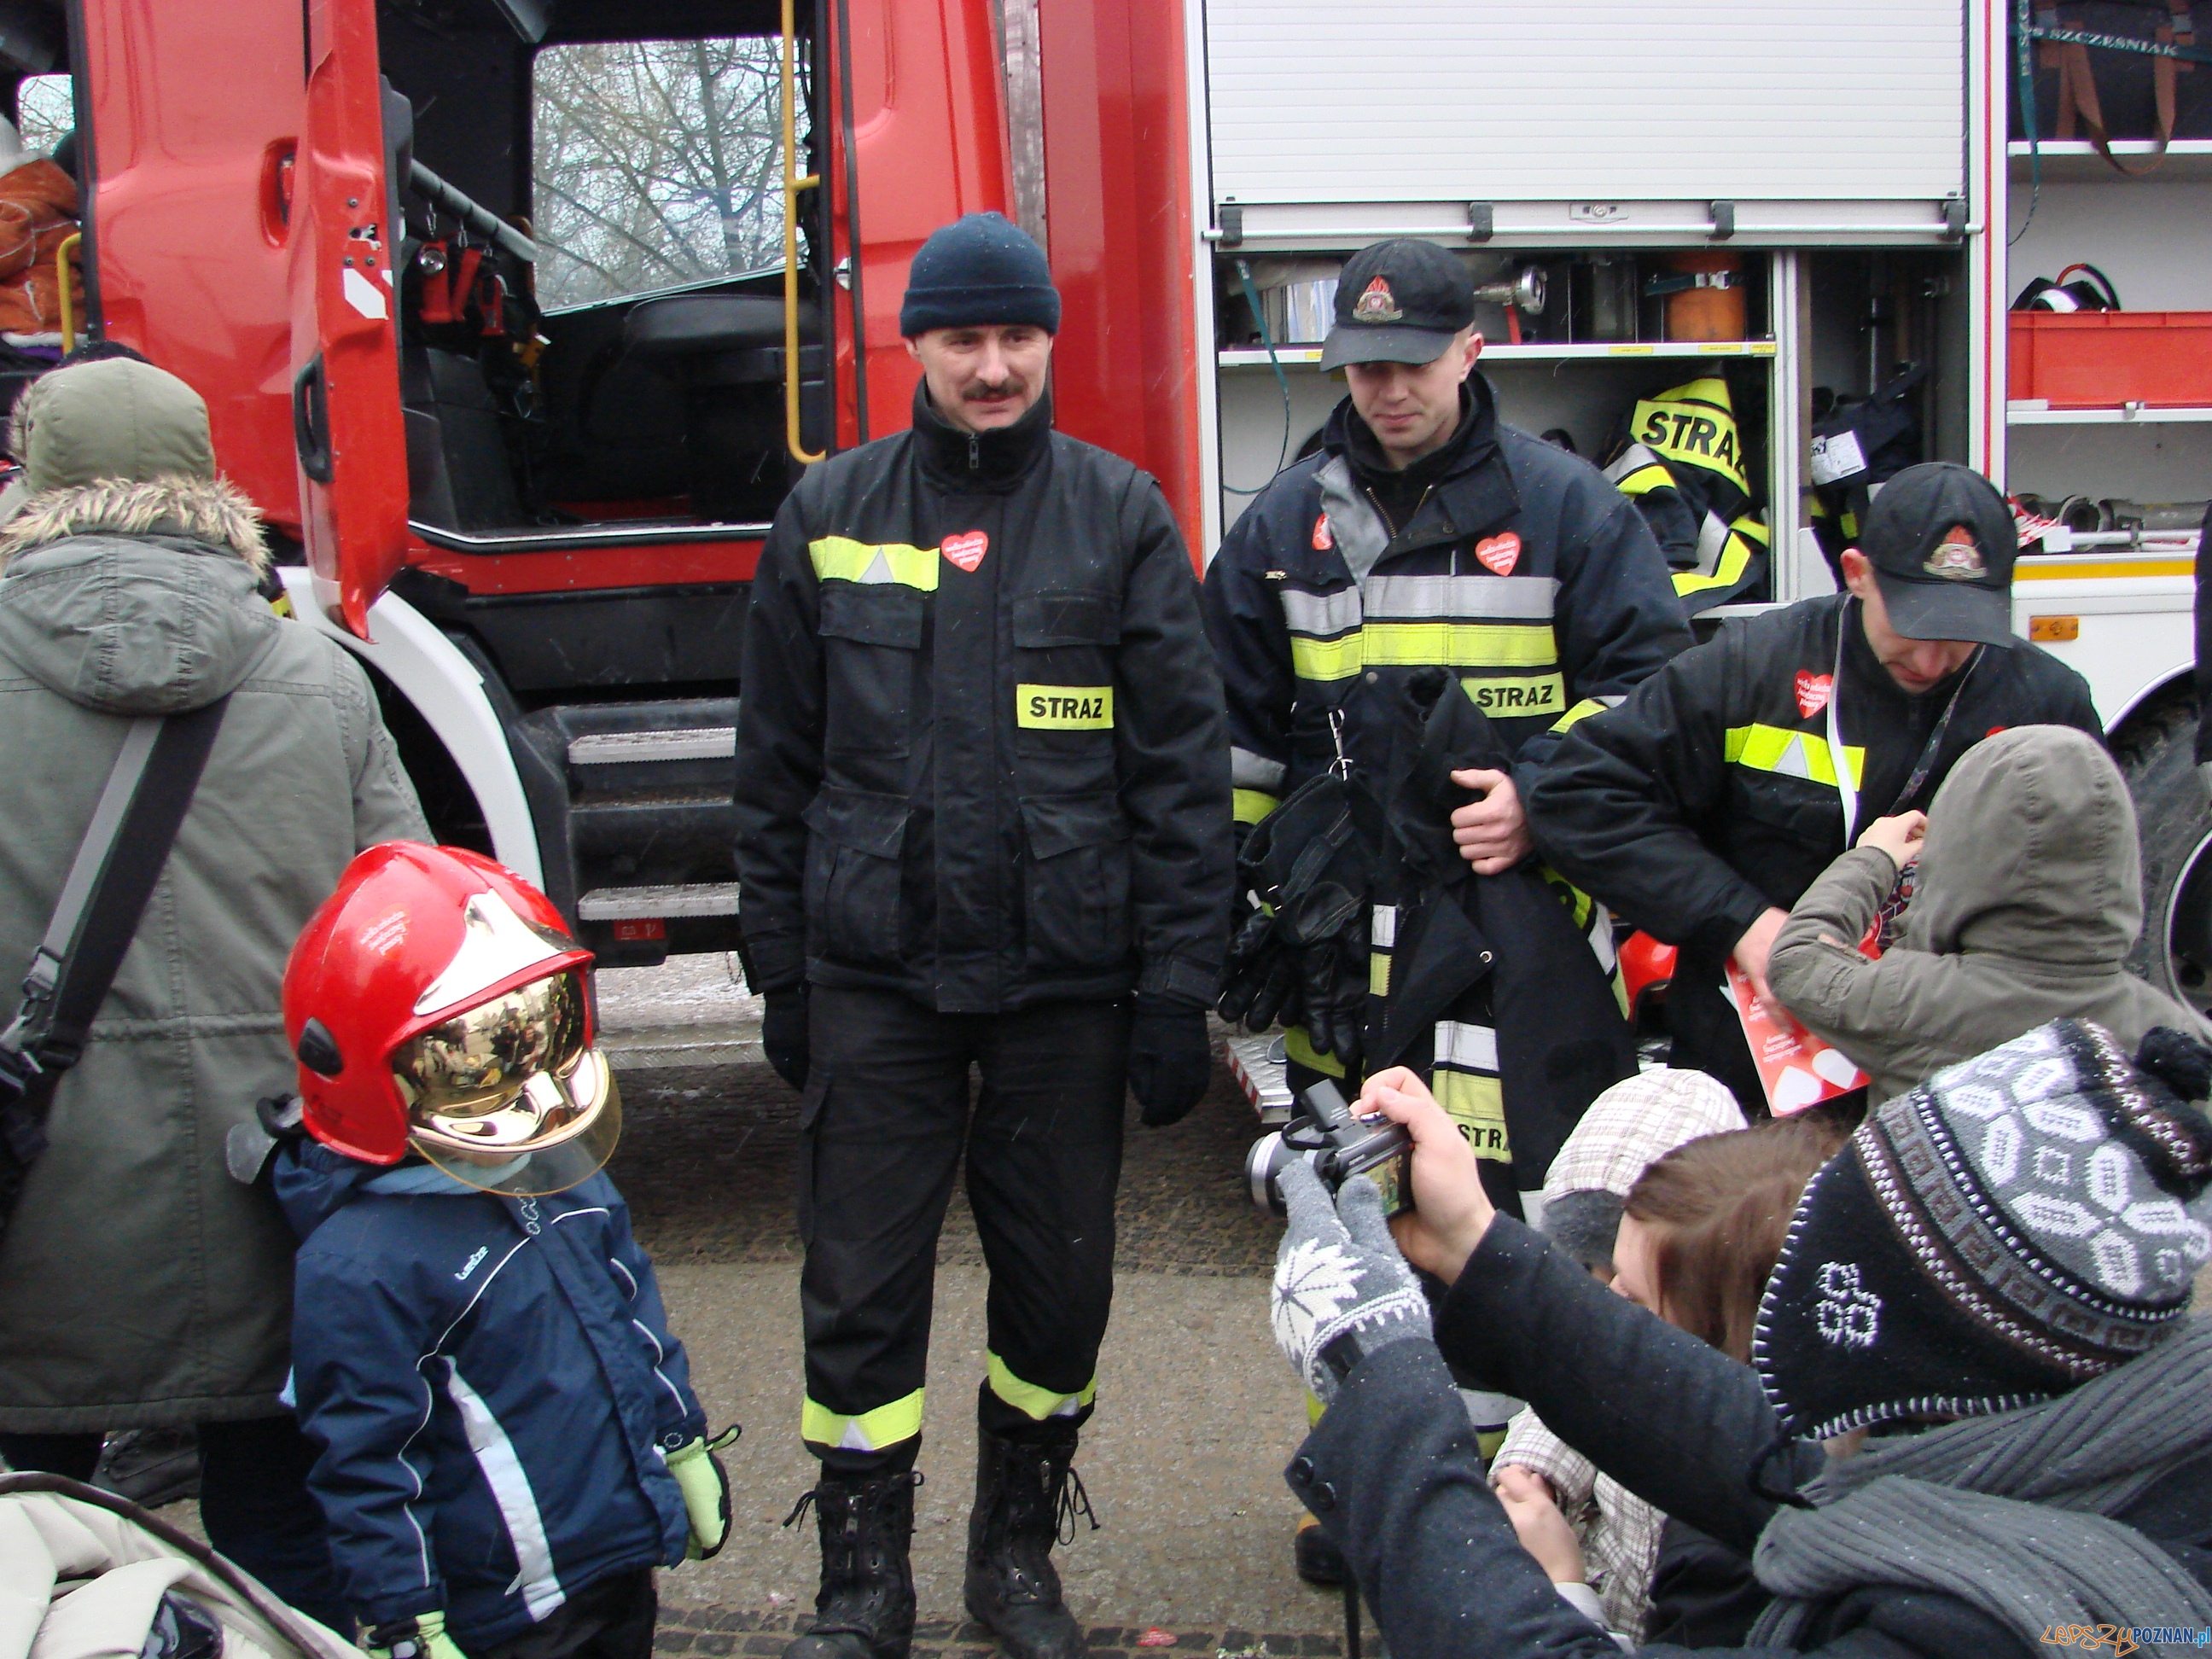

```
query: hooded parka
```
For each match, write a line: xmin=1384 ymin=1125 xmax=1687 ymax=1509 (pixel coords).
xmin=1768 ymin=725 xmax=2212 ymax=1103
xmin=0 ymin=374 xmax=426 ymax=1430
xmin=734 ymin=387 xmax=1230 ymax=1013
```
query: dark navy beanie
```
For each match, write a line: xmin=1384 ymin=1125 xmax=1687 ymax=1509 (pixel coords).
xmin=899 ymin=212 xmax=1061 ymax=337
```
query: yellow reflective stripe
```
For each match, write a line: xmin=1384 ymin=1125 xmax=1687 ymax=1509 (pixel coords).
xmin=1730 ymin=513 xmax=1772 ymax=548
xmin=807 ymin=536 xmax=941 ymax=591
xmin=1289 ymin=632 xmax=1363 ymax=682
xmin=1550 ymin=697 xmax=1609 ymax=734
xmin=802 ymin=1389 xmax=926 ymax=1452
xmin=1016 ymin=684 xmax=1113 ymax=728
xmin=1284 ymin=1025 xmax=1346 ymax=1078
xmin=1234 ymin=789 xmax=1281 ymax=826
xmin=1304 ymin=1389 xmax=1326 ymax=1426
xmin=1723 ymin=724 xmax=1865 ymax=788
xmin=1612 ymin=463 xmax=1674 ymax=497
xmin=1673 ymin=534 xmax=1751 ymax=597
xmin=1433 ymin=1068 xmax=1510 ymax=1162
xmin=986 ymin=1353 xmax=1096 ymax=1421
xmin=1460 ymin=672 xmax=1565 ymax=718
xmin=1292 ymin=622 xmax=1559 ymax=681
xmin=1369 ymin=952 xmax=1390 ymax=997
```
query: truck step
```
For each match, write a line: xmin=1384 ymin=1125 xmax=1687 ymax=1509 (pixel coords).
xmin=569 ymin=727 xmax=736 ymax=766
xmin=577 ymin=882 xmax=742 ymax=921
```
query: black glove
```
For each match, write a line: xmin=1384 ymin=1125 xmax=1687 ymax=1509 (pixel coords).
xmin=1126 ymin=994 xmax=1214 ymax=1127
xmin=1216 ymin=907 xmax=1304 ymax=1033
xmin=1295 ymin=907 xmax=1368 ymax=1071
xmin=761 ymin=987 xmax=810 ymax=1090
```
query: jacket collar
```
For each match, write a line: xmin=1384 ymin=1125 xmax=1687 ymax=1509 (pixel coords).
xmin=1319 ymin=375 xmax=1518 ymax=558
xmin=912 ymin=381 xmax=1054 ymax=492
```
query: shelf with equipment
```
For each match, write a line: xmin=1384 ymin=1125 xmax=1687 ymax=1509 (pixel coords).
xmin=1218 ymin=341 xmax=1779 ymax=367
xmin=2006 ymin=139 xmax=2212 ymax=182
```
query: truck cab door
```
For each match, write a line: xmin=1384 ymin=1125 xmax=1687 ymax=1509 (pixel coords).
xmin=289 ymin=0 xmax=409 ymax=639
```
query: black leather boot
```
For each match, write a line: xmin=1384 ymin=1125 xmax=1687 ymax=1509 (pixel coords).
xmin=963 ymin=1426 xmax=1097 ymax=1659
xmin=781 ymin=1470 xmax=923 ymax=1659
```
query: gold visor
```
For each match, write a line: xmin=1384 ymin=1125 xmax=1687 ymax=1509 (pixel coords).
xmin=392 ymin=972 xmax=620 ymax=1196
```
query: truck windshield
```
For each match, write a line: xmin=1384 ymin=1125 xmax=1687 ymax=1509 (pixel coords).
xmin=15 ymin=74 xmax=69 ymax=154
xmin=532 ymin=37 xmax=790 ymax=311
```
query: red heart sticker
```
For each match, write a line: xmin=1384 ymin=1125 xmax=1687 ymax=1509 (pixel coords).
xmin=940 ymin=530 xmax=988 ymax=572
xmin=1312 ymin=514 xmax=1334 ymax=551
xmin=1474 ymin=533 xmax=1521 ymax=576
xmin=1795 ymin=671 xmax=1833 ymax=719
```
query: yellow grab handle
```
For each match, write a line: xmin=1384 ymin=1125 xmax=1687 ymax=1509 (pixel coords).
xmin=55 ymin=230 xmax=80 ymax=354
xmin=781 ymin=0 xmax=824 ymax=464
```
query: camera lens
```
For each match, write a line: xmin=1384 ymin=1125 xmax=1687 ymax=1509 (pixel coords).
xmin=1245 ymin=1130 xmax=1294 ymax=1217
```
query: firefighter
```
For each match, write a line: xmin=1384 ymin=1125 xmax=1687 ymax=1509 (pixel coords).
xmin=1201 ymin=236 xmax=1686 ymax=1586
xmin=731 ymin=213 xmax=1231 ymax=1659
xmin=1204 ymin=236 xmax=1686 ymax=1103
xmin=1527 ymin=462 xmax=2104 ymax=1117
xmin=1602 ymin=375 xmax=1773 ymax=614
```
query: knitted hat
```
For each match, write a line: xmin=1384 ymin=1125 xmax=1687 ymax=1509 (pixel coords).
xmin=899 ymin=212 xmax=1060 ymax=337
xmin=1754 ymin=1020 xmax=2212 ymax=1441
xmin=1540 ymin=1068 xmax=1745 ymax=1271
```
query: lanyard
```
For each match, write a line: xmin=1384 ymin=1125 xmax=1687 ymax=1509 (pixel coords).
xmin=1824 ymin=605 xmax=1980 ymax=843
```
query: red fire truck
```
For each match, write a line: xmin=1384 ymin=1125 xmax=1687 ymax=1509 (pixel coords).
xmin=18 ymin=0 xmax=2212 ymax=1013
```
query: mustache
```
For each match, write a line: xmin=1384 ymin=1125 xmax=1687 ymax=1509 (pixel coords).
xmin=963 ymin=375 xmax=1029 ymax=401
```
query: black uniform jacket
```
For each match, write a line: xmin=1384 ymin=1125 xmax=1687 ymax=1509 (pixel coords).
xmin=1528 ymin=594 xmax=2102 ymax=995
xmin=733 ymin=386 xmax=1231 ymax=1013
xmin=1288 ymin=1219 xmax=2212 ymax=1658
xmin=1202 ymin=377 xmax=1691 ymax=829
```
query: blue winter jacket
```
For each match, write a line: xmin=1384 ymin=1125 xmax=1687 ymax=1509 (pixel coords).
xmin=274 ymin=1147 xmax=707 ymax=1646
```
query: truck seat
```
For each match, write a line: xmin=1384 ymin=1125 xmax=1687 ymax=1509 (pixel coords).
xmin=621 ymin=292 xmax=824 ymax=522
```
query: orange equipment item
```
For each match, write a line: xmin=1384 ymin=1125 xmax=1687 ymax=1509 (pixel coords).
xmin=0 ymin=159 xmax=84 ymax=336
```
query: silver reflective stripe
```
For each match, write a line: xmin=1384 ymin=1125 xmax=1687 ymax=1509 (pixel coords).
xmin=1231 ymin=747 xmax=1288 ymax=792
xmin=1277 ymin=585 xmax=1363 ymax=637
xmin=1363 ymin=573 xmax=1559 ymax=622
xmin=1603 ymin=441 xmax=1663 ymax=485
xmin=1316 ymin=455 xmax=1390 ymax=587
xmin=1692 ymin=509 xmax=1730 ymax=577
xmin=1435 ymin=1021 xmax=1499 ymax=1073
xmin=445 ymin=1364 xmax=567 ymax=1621
xmin=1370 ymin=904 xmax=1398 ymax=949
xmin=1587 ymin=909 xmax=1617 ymax=975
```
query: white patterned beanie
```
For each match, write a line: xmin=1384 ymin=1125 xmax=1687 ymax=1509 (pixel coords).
xmin=1753 ymin=1019 xmax=2212 ymax=1441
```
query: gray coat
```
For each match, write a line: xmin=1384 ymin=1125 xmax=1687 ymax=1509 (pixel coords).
xmin=1768 ymin=723 xmax=2211 ymax=1104
xmin=0 ymin=479 xmax=424 ymax=1431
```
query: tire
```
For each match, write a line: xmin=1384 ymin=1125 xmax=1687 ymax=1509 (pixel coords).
xmin=2115 ymin=689 xmax=2212 ymax=1020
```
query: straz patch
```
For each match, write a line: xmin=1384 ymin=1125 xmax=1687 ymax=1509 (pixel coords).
xmin=1461 ymin=672 xmax=1564 ymax=716
xmin=1795 ymin=671 xmax=1833 ymax=719
xmin=1633 ymin=399 xmax=1748 ymax=492
xmin=1017 ymin=684 xmax=1114 ymax=729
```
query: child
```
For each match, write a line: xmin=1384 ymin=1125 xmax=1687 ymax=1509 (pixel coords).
xmin=271 ymin=842 xmax=733 ymax=1659
xmin=1767 ymin=723 xmax=2212 ymax=1104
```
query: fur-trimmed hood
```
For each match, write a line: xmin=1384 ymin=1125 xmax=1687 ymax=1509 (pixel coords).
xmin=0 ymin=475 xmax=267 ymax=572
xmin=0 ymin=488 xmax=282 ymax=715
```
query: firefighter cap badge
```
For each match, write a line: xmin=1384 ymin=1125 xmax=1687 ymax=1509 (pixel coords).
xmin=1923 ymin=525 xmax=1985 ymax=580
xmin=1351 ymin=276 xmax=1403 ymax=323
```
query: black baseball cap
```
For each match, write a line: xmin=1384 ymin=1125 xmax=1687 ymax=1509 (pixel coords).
xmin=1855 ymin=463 xmax=2019 ymax=650
xmin=1318 ymin=239 xmax=1476 ymax=370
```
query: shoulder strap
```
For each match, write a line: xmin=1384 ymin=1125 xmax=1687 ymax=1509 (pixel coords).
xmin=3 ymin=694 xmax=233 ymax=1093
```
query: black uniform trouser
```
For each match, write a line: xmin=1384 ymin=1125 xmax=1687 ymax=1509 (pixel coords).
xmin=799 ymin=987 xmax=1129 ymax=1476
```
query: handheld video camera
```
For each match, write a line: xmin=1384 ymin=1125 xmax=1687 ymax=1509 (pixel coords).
xmin=1246 ymin=1079 xmax=1413 ymax=1220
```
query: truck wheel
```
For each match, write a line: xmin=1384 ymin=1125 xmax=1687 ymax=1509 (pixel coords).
xmin=2116 ymin=690 xmax=2212 ymax=1021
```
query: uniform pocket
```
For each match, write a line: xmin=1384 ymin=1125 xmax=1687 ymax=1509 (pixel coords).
xmin=820 ymin=585 xmax=925 ymax=755
xmin=801 ymin=785 xmax=911 ymax=970
xmin=1018 ymin=790 xmax=1133 ymax=975
xmin=1011 ymin=590 xmax=1120 ymax=767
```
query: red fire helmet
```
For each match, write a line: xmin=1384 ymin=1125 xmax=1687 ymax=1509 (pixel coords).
xmin=283 ymin=843 xmax=603 ymax=1174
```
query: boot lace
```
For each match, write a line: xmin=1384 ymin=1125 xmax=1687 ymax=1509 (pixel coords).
xmin=782 ymin=1470 xmax=925 ymax=1528
xmin=1048 ymin=1458 xmax=1099 ymax=1545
